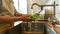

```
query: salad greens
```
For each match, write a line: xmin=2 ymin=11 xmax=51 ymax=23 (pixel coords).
xmin=29 ymin=14 xmax=39 ymax=20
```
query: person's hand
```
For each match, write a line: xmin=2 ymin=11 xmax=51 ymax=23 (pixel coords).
xmin=20 ymin=14 xmax=32 ymax=21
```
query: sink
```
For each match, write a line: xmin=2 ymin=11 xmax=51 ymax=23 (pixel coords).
xmin=48 ymin=27 xmax=57 ymax=34
xmin=56 ymin=25 xmax=60 ymax=28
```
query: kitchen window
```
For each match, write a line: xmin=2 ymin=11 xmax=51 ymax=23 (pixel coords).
xmin=13 ymin=0 xmax=28 ymax=26
xmin=13 ymin=0 xmax=27 ymax=14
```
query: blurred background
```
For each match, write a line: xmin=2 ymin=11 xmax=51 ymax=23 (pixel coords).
xmin=13 ymin=0 xmax=60 ymax=26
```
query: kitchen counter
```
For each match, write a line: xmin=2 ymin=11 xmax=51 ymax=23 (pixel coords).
xmin=0 ymin=24 xmax=11 ymax=33
xmin=46 ymin=21 xmax=60 ymax=34
xmin=54 ymin=27 xmax=60 ymax=34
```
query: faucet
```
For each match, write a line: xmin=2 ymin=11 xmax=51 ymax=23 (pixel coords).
xmin=31 ymin=3 xmax=44 ymax=15
xmin=31 ymin=3 xmax=43 ymax=10
xmin=31 ymin=2 xmax=58 ymax=16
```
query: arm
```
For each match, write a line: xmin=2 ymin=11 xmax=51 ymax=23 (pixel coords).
xmin=0 ymin=11 xmax=31 ymax=23
xmin=0 ymin=16 xmax=23 ymax=23
xmin=0 ymin=15 xmax=31 ymax=23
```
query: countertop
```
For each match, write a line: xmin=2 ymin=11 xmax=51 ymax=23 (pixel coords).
xmin=0 ymin=24 xmax=11 ymax=33
xmin=44 ymin=21 xmax=60 ymax=34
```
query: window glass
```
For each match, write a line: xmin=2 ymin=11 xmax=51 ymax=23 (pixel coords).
xmin=13 ymin=0 xmax=27 ymax=14
xmin=13 ymin=0 xmax=27 ymax=26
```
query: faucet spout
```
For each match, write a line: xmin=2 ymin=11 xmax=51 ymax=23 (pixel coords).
xmin=31 ymin=3 xmax=43 ymax=10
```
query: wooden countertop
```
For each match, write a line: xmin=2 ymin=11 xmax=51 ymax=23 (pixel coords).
xmin=46 ymin=21 xmax=60 ymax=34
xmin=54 ymin=27 xmax=60 ymax=34
xmin=0 ymin=24 xmax=11 ymax=33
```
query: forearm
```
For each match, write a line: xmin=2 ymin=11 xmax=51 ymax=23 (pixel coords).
xmin=0 ymin=16 xmax=23 ymax=23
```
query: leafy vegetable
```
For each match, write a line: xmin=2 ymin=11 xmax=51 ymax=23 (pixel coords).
xmin=29 ymin=14 xmax=39 ymax=20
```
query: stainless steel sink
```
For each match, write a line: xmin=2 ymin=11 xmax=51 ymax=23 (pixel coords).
xmin=50 ymin=28 xmax=57 ymax=34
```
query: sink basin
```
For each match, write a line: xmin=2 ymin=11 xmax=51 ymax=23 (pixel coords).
xmin=56 ymin=25 xmax=60 ymax=28
xmin=51 ymin=28 xmax=56 ymax=34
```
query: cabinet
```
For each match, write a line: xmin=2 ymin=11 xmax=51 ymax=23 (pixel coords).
xmin=45 ymin=24 xmax=57 ymax=34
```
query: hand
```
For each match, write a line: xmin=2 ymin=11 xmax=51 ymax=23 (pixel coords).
xmin=20 ymin=14 xmax=32 ymax=21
